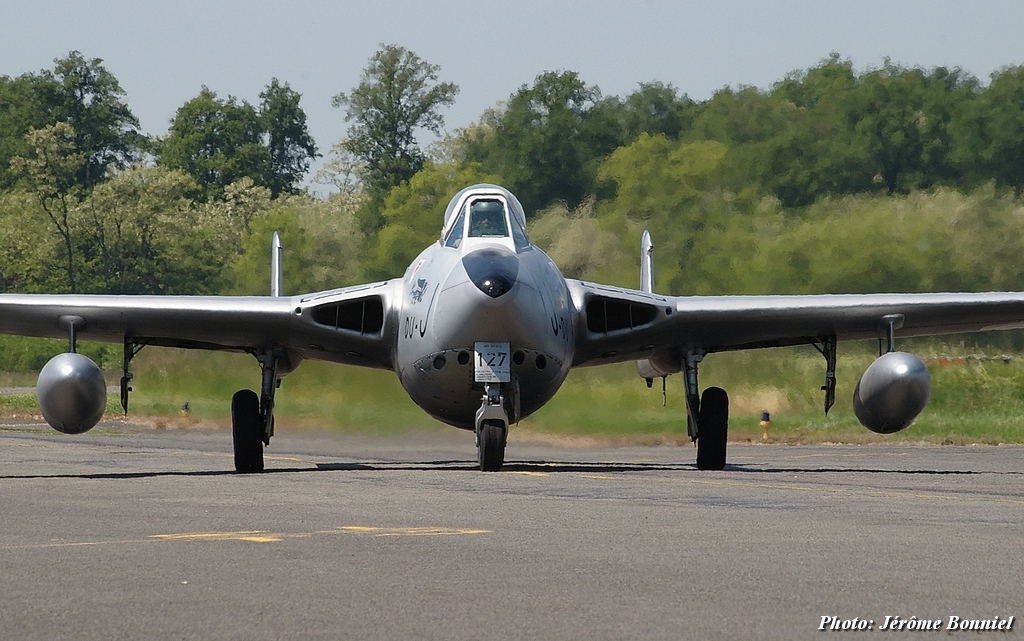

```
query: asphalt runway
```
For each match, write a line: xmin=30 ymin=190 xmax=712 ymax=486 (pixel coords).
xmin=0 ymin=420 xmax=1021 ymax=640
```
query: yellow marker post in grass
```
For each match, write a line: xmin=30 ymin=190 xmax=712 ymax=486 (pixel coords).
xmin=760 ymin=410 xmax=772 ymax=442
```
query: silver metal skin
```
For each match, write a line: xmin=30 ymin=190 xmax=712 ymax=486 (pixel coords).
xmin=395 ymin=186 xmax=572 ymax=428
xmin=36 ymin=352 xmax=107 ymax=434
xmin=853 ymin=351 xmax=932 ymax=434
xmin=4 ymin=183 xmax=1024 ymax=441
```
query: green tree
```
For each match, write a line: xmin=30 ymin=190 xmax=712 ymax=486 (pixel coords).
xmin=842 ymin=62 xmax=977 ymax=195
xmin=464 ymin=71 xmax=618 ymax=216
xmin=45 ymin=51 xmax=142 ymax=189
xmin=227 ymin=191 xmax=366 ymax=294
xmin=745 ymin=56 xmax=974 ymax=204
xmin=314 ymin=142 xmax=363 ymax=196
xmin=764 ymin=54 xmax=861 ymax=206
xmin=9 ymin=123 xmax=86 ymax=292
xmin=0 ymin=51 xmax=140 ymax=192
xmin=158 ymin=87 xmax=270 ymax=200
xmin=81 ymin=166 xmax=229 ymax=294
xmin=331 ymin=44 xmax=459 ymax=230
xmin=951 ymin=65 xmax=1024 ymax=191
xmin=528 ymin=198 xmax=623 ymax=282
xmin=621 ymin=81 xmax=697 ymax=141
xmin=685 ymin=85 xmax=797 ymax=200
xmin=229 ymin=206 xmax=309 ymax=295
xmin=259 ymin=79 xmax=319 ymax=196
xmin=597 ymin=134 xmax=728 ymax=293
xmin=0 ymin=73 xmax=55 ymax=191
xmin=364 ymin=161 xmax=499 ymax=279
xmin=3 ymin=152 xmax=241 ymax=295
xmin=729 ymin=188 xmax=1024 ymax=296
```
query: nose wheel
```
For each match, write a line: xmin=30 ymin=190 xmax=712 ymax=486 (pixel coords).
xmin=475 ymin=383 xmax=509 ymax=471
xmin=477 ymin=420 xmax=506 ymax=471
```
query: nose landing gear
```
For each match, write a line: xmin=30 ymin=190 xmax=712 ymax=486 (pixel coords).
xmin=475 ymin=383 xmax=508 ymax=471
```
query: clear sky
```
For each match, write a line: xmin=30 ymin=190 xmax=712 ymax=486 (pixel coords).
xmin=3 ymin=1 xmax=1023 ymax=192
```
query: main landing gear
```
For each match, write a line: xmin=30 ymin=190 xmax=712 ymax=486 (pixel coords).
xmin=475 ymin=383 xmax=508 ymax=471
xmin=231 ymin=351 xmax=282 ymax=473
xmin=683 ymin=349 xmax=729 ymax=471
xmin=680 ymin=337 xmax=838 ymax=471
xmin=232 ymin=390 xmax=263 ymax=473
xmin=695 ymin=387 xmax=729 ymax=470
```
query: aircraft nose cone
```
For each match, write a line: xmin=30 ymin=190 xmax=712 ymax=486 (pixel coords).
xmin=462 ymin=248 xmax=519 ymax=299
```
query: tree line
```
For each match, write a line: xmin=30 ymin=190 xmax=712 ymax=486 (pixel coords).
xmin=3 ymin=47 xmax=1024 ymax=305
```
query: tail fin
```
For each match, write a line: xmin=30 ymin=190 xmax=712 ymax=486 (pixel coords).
xmin=271 ymin=232 xmax=283 ymax=297
xmin=637 ymin=230 xmax=660 ymax=385
xmin=640 ymin=230 xmax=653 ymax=293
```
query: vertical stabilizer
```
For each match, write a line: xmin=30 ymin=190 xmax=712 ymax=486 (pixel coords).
xmin=640 ymin=230 xmax=654 ymax=293
xmin=636 ymin=230 xmax=662 ymax=383
xmin=271 ymin=232 xmax=283 ymax=297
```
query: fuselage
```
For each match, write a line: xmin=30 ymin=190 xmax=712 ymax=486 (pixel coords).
xmin=392 ymin=185 xmax=574 ymax=429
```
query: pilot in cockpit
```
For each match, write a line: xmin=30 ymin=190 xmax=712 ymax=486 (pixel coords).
xmin=468 ymin=201 xmax=508 ymax=238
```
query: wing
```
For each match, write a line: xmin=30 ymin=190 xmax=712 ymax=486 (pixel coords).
xmin=0 ymin=280 xmax=400 ymax=370
xmin=567 ymin=280 xmax=1024 ymax=367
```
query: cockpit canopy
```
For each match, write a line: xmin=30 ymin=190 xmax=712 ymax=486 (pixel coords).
xmin=468 ymin=200 xmax=508 ymax=238
xmin=441 ymin=185 xmax=530 ymax=252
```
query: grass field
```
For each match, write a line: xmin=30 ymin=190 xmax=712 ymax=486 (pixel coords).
xmin=4 ymin=338 xmax=1024 ymax=444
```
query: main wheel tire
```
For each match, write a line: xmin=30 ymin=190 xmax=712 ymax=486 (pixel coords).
xmin=478 ymin=421 xmax=506 ymax=472
xmin=696 ymin=386 xmax=728 ymax=471
xmin=232 ymin=389 xmax=264 ymax=473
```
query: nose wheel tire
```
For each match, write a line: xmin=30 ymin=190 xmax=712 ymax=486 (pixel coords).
xmin=478 ymin=420 xmax=506 ymax=471
xmin=696 ymin=386 xmax=728 ymax=471
xmin=232 ymin=389 xmax=264 ymax=473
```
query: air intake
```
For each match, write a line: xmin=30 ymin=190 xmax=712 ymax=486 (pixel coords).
xmin=311 ymin=296 xmax=384 ymax=334
xmin=586 ymin=296 xmax=658 ymax=333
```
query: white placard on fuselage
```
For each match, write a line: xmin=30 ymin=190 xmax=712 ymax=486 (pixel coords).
xmin=474 ymin=342 xmax=511 ymax=383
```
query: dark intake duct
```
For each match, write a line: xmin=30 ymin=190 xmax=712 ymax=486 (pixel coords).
xmin=853 ymin=351 xmax=931 ymax=434
xmin=37 ymin=352 xmax=107 ymax=434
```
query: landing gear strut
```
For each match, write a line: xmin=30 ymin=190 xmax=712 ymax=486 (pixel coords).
xmin=682 ymin=349 xmax=729 ymax=470
xmin=812 ymin=334 xmax=837 ymax=415
xmin=683 ymin=349 xmax=705 ymax=441
xmin=475 ymin=383 xmax=508 ymax=471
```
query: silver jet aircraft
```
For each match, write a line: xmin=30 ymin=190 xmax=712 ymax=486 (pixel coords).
xmin=3 ymin=184 xmax=1024 ymax=472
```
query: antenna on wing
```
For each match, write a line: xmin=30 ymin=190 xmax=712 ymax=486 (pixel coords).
xmin=271 ymin=232 xmax=283 ymax=297
xmin=640 ymin=230 xmax=654 ymax=293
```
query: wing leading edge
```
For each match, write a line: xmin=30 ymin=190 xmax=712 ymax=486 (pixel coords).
xmin=568 ymin=280 xmax=1024 ymax=367
xmin=0 ymin=280 xmax=400 ymax=370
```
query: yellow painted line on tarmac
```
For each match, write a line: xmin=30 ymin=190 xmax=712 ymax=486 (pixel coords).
xmin=9 ymin=538 xmax=154 ymax=550
xmin=150 ymin=530 xmax=295 ymax=543
xmin=578 ymin=473 xmax=1024 ymax=506
xmin=1 ymin=525 xmax=490 ymax=550
xmin=336 ymin=526 xmax=490 ymax=537
xmin=264 ymin=455 xmax=312 ymax=463
xmin=782 ymin=452 xmax=907 ymax=459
